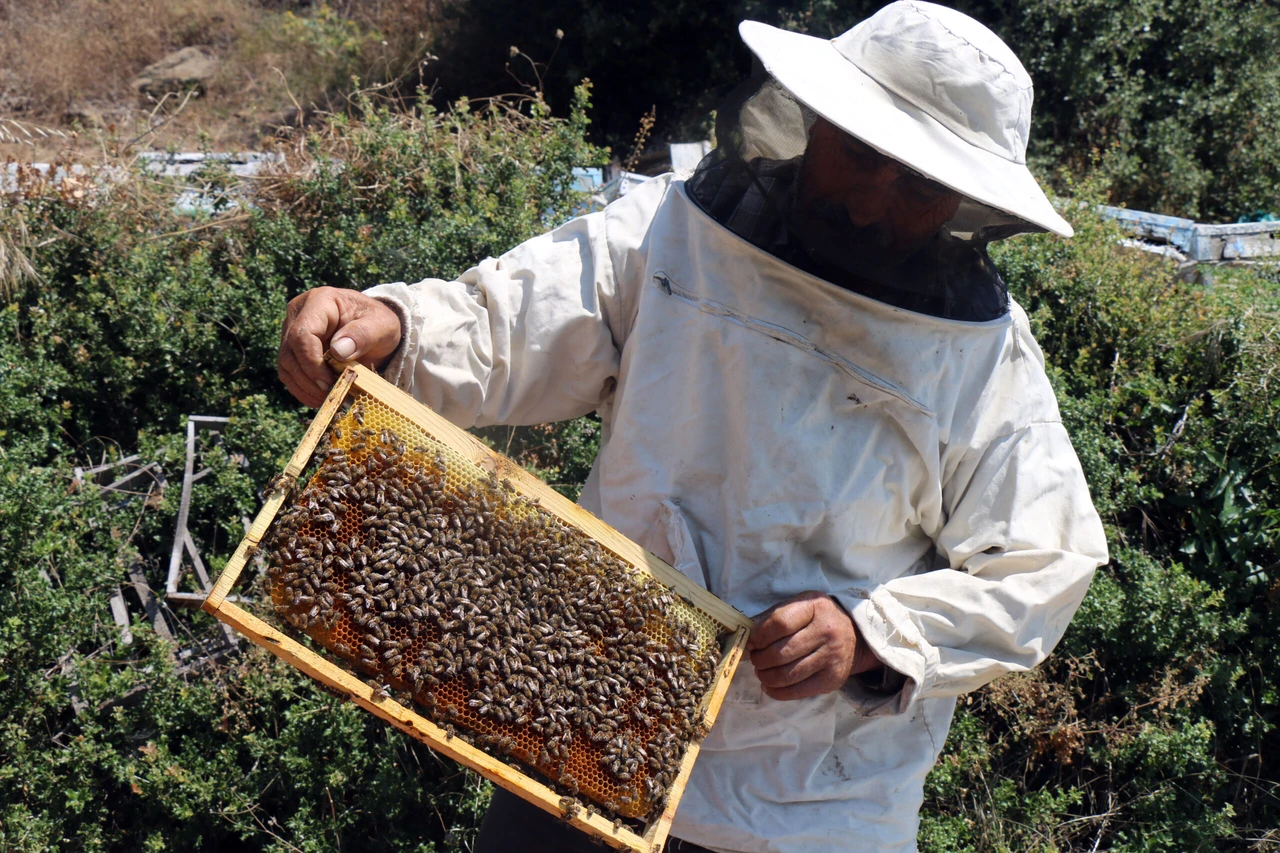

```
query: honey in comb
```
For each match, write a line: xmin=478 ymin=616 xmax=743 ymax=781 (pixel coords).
xmin=263 ymin=393 xmax=727 ymax=821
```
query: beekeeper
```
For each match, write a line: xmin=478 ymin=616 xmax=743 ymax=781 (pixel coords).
xmin=277 ymin=2 xmax=1108 ymax=851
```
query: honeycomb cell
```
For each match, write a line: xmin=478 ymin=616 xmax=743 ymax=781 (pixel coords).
xmin=263 ymin=392 xmax=727 ymax=821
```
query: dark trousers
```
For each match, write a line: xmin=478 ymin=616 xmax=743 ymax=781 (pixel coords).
xmin=475 ymin=788 xmax=716 ymax=853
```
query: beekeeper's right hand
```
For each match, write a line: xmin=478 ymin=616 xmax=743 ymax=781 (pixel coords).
xmin=278 ymin=286 xmax=402 ymax=407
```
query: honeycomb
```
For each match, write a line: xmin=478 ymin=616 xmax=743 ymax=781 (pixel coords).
xmin=264 ymin=391 xmax=727 ymax=821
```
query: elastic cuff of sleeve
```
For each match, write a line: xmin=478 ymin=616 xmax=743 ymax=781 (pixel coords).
xmin=853 ymin=665 xmax=908 ymax=696
xmin=362 ymin=283 xmax=416 ymax=391
xmin=839 ymin=669 xmax=909 ymax=714
xmin=832 ymin=587 xmax=940 ymax=716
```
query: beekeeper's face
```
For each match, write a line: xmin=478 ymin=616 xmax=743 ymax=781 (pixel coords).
xmin=795 ymin=118 xmax=962 ymax=255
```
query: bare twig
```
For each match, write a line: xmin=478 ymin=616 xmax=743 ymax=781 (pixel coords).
xmin=623 ymin=106 xmax=656 ymax=174
xmin=143 ymin=213 xmax=252 ymax=243
xmin=118 ymin=88 xmax=198 ymax=152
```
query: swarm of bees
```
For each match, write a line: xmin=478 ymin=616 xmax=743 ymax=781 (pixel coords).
xmin=264 ymin=395 xmax=725 ymax=822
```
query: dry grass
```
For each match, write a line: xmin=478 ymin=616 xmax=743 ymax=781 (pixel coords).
xmin=0 ymin=0 xmax=450 ymax=162
xmin=0 ymin=0 xmax=257 ymax=114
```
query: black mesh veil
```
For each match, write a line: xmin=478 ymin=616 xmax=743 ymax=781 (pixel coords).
xmin=686 ymin=66 xmax=1044 ymax=321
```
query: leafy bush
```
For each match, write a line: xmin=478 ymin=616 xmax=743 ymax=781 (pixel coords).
xmin=0 ymin=85 xmax=602 ymax=852
xmin=2 ymin=70 xmax=1278 ymax=852
xmin=999 ymin=0 xmax=1280 ymax=221
xmin=916 ymin=188 xmax=1280 ymax=852
xmin=426 ymin=0 xmax=1280 ymax=218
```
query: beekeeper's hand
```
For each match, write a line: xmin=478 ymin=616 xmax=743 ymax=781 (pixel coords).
xmin=278 ymin=286 xmax=402 ymax=407
xmin=748 ymin=591 xmax=881 ymax=700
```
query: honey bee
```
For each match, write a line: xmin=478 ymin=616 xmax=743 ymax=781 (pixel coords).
xmin=263 ymin=420 xmax=731 ymax=817
xmin=557 ymin=797 xmax=579 ymax=822
xmin=265 ymin=472 xmax=296 ymax=500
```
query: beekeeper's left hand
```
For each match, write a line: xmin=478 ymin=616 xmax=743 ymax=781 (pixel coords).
xmin=748 ymin=591 xmax=881 ymax=700
xmin=277 ymin=286 xmax=403 ymax=408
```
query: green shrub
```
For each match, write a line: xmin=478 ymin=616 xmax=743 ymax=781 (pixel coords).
xmin=918 ymin=191 xmax=1280 ymax=852
xmin=2 ymin=70 xmax=1278 ymax=852
xmin=428 ymin=0 xmax=1280 ymax=219
xmin=0 ymin=85 xmax=602 ymax=852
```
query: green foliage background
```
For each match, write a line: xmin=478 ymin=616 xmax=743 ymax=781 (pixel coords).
xmin=430 ymin=0 xmax=1280 ymax=220
xmin=1 ymin=6 xmax=1280 ymax=849
xmin=917 ymin=193 xmax=1280 ymax=852
xmin=0 ymin=87 xmax=604 ymax=852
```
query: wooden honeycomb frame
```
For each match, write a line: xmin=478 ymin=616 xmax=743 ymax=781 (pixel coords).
xmin=203 ymin=362 xmax=753 ymax=852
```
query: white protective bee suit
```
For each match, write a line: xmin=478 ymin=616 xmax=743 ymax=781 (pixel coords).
xmin=364 ymin=4 xmax=1108 ymax=850
xmin=365 ymin=172 xmax=1107 ymax=852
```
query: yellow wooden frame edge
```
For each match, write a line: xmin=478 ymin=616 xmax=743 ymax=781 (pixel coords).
xmin=201 ymin=363 xmax=757 ymax=851
xmin=207 ymin=598 xmax=658 ymax=851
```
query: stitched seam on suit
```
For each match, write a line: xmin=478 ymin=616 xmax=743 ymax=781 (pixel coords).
xmin=651 ymin=271 xmax=936 ymax=417
xmin=954 ymin=419 xmax=1066 ymax=466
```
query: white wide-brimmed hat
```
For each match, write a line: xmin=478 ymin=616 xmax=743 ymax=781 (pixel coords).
xmin=739 ymin=0 xmax=1072 ymax=237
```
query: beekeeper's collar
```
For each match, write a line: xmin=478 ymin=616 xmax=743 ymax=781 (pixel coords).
xmin=738 ymin=0 xmax=1071 ymax=238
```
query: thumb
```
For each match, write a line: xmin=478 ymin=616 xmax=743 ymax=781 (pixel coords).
xmin=329 ymin=331 xmax=359 ymax=360
xmin=328 ymin=303 xmax=401 ymax=369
